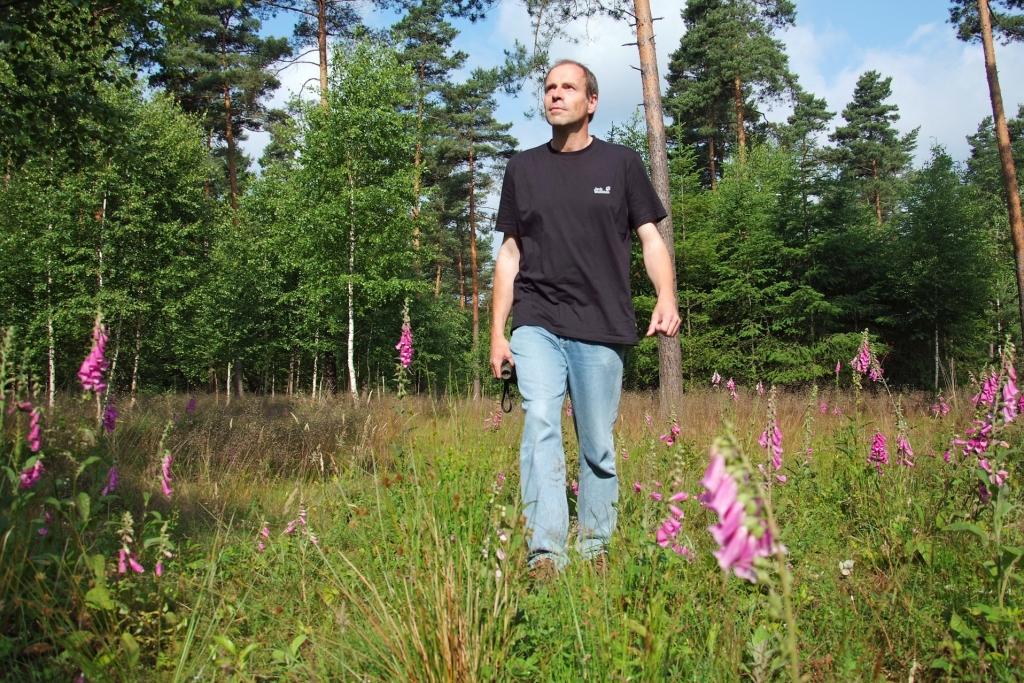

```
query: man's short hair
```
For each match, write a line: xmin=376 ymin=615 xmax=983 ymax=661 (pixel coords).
xmin=545 ymin=59 xmax=599 ymax=121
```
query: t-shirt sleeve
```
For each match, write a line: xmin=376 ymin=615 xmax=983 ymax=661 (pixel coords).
xmin=625 ymin=151 xmax=667 ymax=230
xmin=495 ymin=158 xmax=520 ymax=235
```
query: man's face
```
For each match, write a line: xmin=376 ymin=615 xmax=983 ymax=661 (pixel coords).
xmin=543 ymin=63 xmax=597 ymax=128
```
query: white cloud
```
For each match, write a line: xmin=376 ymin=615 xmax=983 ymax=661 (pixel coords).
xmin=776 ymin=20 xmax=1024 ymax=163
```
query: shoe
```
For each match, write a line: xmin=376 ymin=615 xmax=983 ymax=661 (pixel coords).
xmin=527 ymin=557 xmax=558 ymax=583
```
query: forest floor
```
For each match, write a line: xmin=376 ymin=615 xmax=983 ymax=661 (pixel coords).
xmin=3 ymin=386 xmax=1022 ymax=681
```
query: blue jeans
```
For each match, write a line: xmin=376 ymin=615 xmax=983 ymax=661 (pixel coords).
xmin=510 ymin=325 xmax=625 ymax=568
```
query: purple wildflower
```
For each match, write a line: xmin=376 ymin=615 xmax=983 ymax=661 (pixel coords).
xmin=160 ymin=453 xmax=173 ymax=499
xmin=185 ymin=395 xmax=197 ymax=414
xmin=726 ymin=378 xmax=737 ymax=401
xmin=395 ymin=322 xmax=414 ymax=369
xmin=102 ymin=401 xmax=118 ymax=434
xmin=26 ymin=407 xmax=42 ymax=453
xmin=868 ymin=432 xmax=889 ymax=473
xmin=19 ymin=460 xmax=44 ymax=489
xmin=101 ymin=466 xmax=119 ymax=496
xmin=896 ymin=434 xmax=914 ymax=467
xmin=711 ymin=371 xmax=721 ymax=387
xmin=77 ymin=317 xmax=109 ymax=393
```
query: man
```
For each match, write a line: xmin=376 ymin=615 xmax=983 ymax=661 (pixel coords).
xmin=490 ymin=59 xmax=680 ymax=577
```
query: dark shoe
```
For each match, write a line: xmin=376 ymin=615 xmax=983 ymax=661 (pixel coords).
xmin=527 ymin=557 xmax=558 ymax=583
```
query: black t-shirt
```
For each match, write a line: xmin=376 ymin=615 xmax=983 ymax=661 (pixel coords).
xmin=496 ymin=137 xmax=667 ymax=345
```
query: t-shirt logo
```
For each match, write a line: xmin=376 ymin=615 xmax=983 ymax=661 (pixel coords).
xmin=593 ymin=185 xmax=612 ymax=194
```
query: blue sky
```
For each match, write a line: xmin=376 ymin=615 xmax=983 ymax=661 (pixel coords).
xmin=253 ymin=0 xmax=1024 ymax=166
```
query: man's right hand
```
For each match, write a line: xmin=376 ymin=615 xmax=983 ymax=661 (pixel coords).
xmin=490 ymin=336 xmax=514 ymax=379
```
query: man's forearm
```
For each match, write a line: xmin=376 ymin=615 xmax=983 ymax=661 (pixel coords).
xmin=491 ymin=239 xmax=519 ymax=338
xmin=642 ymin=238 xmax=676 ymax=303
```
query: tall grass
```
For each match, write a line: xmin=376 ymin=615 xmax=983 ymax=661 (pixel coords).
xmin=2 ymin=385 xmax=1020 ymax=680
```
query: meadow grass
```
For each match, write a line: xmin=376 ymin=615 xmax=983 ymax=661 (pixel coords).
xmin=2 ymin=386 xmax=1021 ymax=681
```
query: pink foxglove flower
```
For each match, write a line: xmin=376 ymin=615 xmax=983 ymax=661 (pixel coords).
xmin=759 ymin=387 xmax=783 ymax=473
xmin=896 ymin=434 xmax=914 ymax=467
xmin=973 ymin=371 xmax=999 ymax=408
xmin=711 ymin=371 xmax=721 ymax=387
xmin=701 ymin=445 xmax=775 ymax=583
xmin=650 ymin=491 xmax=663 ymax=502
xmin=644 ymin=413 xmax=653 ymax=427
xmin=155 ymin=561 xmax=164 ymax=577
xmin=395 ymin=322 xmax=414 ymax=369
xmin=633 ymin=481 xmax=642 ymax=493
xmin=570 ymin=479 xmax=579 ymax=496
xmin=77 ymin=317 xmax=109 ymax=393
xmin=118 ymin=548 xmax=128 ymax=574
xmin=851 ymin=338 xmax=871 ymax=375
xmin=160 ymin=453 xmax=173 ymax=499
xmin=669 ymin=491 xmax=689 ymax=502
xmin=726 ymin=378 xmax=737 ymax=401
xmin=659 ymin=422 xmax=681 ymax=446
xmin=819 ymin=401 xmax=828 ymax=414
xmin=930 ymin=396 xmax=950 ymax=417
xmin=101 ymin=466 xmax=119 ymax=496
xmin=756 ymin=381 xmax=765 ymax=396
xmin=128 ymin=554 xmax=144 ymax=574
xmin=19 ymin=460 xmax=44 ymax=489
xmin=868 ymin=432 xmax=889 ymax=473
xmin=102 ymin=401 xmax=118 ymax=434
xmin=835 ymin=360 xmax=842 ymax=376
xmin=26 ymin=408 xmax=42 ymax=453
xmin=1001 ymin=364 xmax=1018 ymax=423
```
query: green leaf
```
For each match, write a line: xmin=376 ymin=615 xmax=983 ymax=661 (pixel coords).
xmin=121 ymin=631 xmax=139 ymax=663
xmin=88 ymin=553 xmax=105 ymax=581
xmin=85 ymin=586 xmax=114 ymax=611
xmin=76 ymin=492 xmax=90 ymax=525
xmin=289 ymin=634 xmax=307 ymax=656
xmin=942 ymin=522 xmax=988 ymax=543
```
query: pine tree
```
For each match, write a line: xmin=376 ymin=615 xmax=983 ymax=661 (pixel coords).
xmin=438 ymin=68 xmax=515 ymax=399
xmin=887 ymin=147 xmax=994 ymax=386
xmin=152 ymin=0 xmax=291 ymax=211
xmin=829 ymin=70 xmax=918 ymax=225
xmin=666 ymin=0 xmax=796 ymax=179
xmin=950 ymin=0 xmax=1024 ymax=340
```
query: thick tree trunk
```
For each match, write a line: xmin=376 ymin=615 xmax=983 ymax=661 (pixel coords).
xmin=434 ymin=261 xmax=443 ymax=298
xmin=733 ymin=75 xmax=746 ymax=163
xmin=934 ymin=323 xmax=939 ymax=391
xmin=468 ymin=143 xmax=481 ymax=400
xmin=632 ymin=0 xmax=684 ymax=411
xmin=317 ymin=0 xmax=328 ymax=108
xmin=234 ymin=359 xmax=244 ymax=397
xmin=978 ymin=0 xmax=1024 ymax=342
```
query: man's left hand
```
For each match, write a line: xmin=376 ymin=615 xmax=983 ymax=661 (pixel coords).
xmin=645 ymin=297 xmax=681 ymax=337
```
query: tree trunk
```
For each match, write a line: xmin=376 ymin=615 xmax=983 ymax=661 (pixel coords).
xmin=412 ymin=62 xmax=425 ymax=252
xmin=223 ymin=82 xmax=239 ymax=213
xmin=226 ymin=361 xmax=232 ymax=405
xmin=234 ymin=359 xmax=244 ymax=397
xmin=317 ymin=0 xmax=328 ymax=108
xmin=347 ymin=171 xmax=358 ymax=400
xmin=288 ymin=351 xmax=295 ymax=395
xmin=130 ymin=324 xmax=141 ymax=406
xmin=457 ymin=247 xmax=466 ymax=310
xmin=632 ymin=0 xmax=684 ymax=412
xmin=46 ymin=247 xmax=55 ymax=409
xmin=468 ymin=142 xmax=481 ymax=400
xmin=323 ymin=352 xmax=338 ymax=395
xmin=934 ymin=322 xmax=939 ymax=391
xmin=312 ymin=330 xmax=319 ymax=400
xmin=733 ymin=75 xmax=746 ymax=163
xmin=434 ymin=261 xmax=443 ymax=298
xmin=708 ymin=136 xmax=718 ymax=190
xmin=872 ymin=158 xmax=882 ymax=225
xmin=977 ymin=0 xmax=1024 ymax=342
